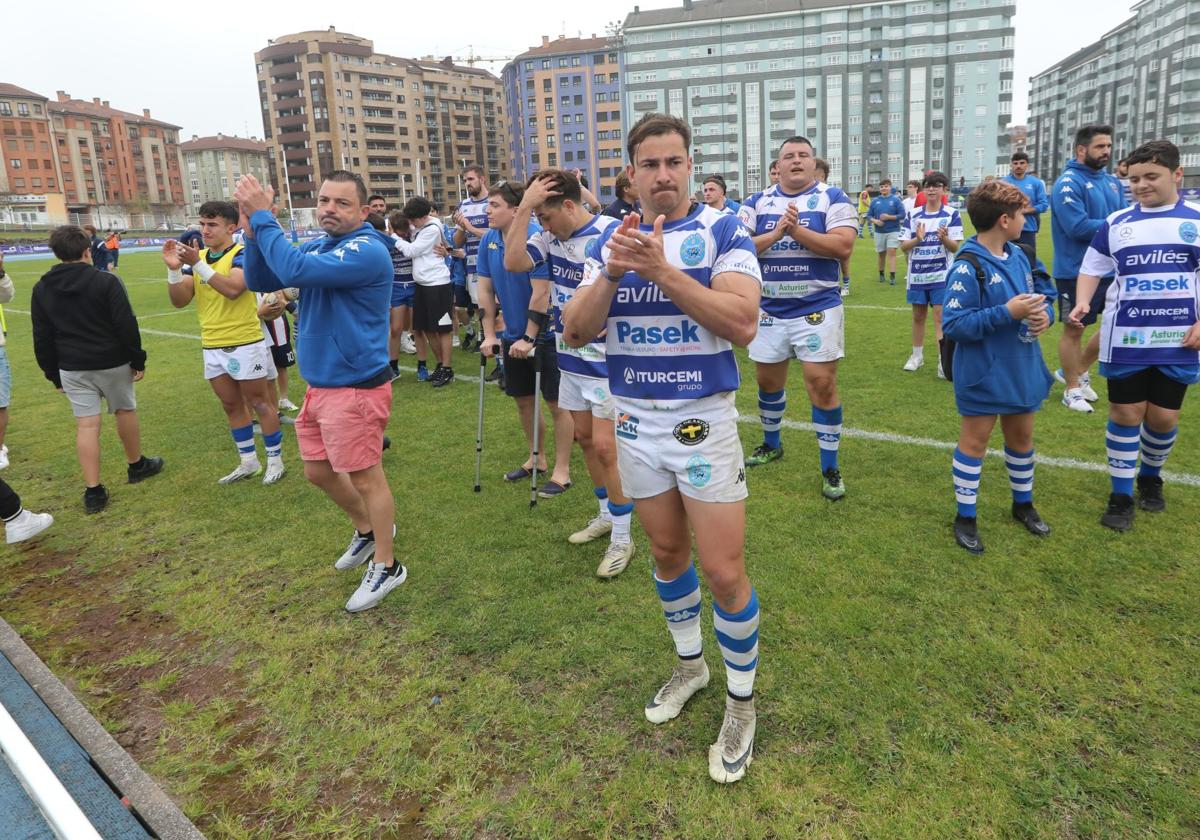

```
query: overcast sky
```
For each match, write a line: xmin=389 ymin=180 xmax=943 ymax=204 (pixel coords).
xmin=7 ymin=0 xmax=1133 ymax=138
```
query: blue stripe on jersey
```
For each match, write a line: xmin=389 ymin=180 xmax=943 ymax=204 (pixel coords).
xmin=390 ymin=242 xmax=413 ymax=284
xmin=737 ymin=181 xmax=857 ymax=318
xmin=901 ymin=206 xmax=964 ymax=286
xmin=458 ymin=195 xmax=490 ymax=268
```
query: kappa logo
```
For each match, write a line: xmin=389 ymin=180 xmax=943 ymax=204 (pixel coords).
xmin=1085 ymin=182 xmax=1094 ymax=190
xmin=1108 ymin=458 xmax=1136 ymax=470
xmin=252 ymin=364 xmax=264 ymax=373
xmin=950 ymin=280 xmax=966 ymax=292
xmin=945 ymin=298 xmax=963 ymax=310
xmin=1062 ymin=197 xmax=1075 ymax=204
xmin=954 ymin=263 xmax=972 ymax=275
xmin=616 ymin=412 xmax=640 ymax=440
xmin=664 ymin=609 xmax=695 ymax=623
xmin=804 ymin=311 xmax=826 ymax=326
xmin=680 ymin=233 xmax=706 ymax=267
xmin=673 ymin=418 xmax=710 ymax=446
xmin=1060 ymin=185 xmax=1073 ymax=193
xmin=736 ymin=468 xmax=746 ymax=484
xmin=989 ymin=273 xmax=1003 ymax=285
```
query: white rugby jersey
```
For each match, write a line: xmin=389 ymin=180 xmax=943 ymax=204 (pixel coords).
xmin=900 ymin=205 xmax=964 ymax=288
xmin=582 ymin=203 xmax=762 ymax=410
xmin=457 ymin=194 xmax=490 ymax=272
xmin=736 ymin=181 xmax=857 ymax=318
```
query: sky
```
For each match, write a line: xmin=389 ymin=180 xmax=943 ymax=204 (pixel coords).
xmin=6 ymin=0 xmax=1134 ymax=138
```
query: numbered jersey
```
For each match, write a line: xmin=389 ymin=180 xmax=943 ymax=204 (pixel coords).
xmin=737 ymin=182 xmax=857 ymax=318
xmin=457 ymin=195 xmax=490 ymax=272
xmin=901 ymin=206 xmax=964 ymax=288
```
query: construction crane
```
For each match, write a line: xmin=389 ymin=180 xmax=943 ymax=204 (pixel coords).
xmin=453 ymin=46 xmax=514 ymax=67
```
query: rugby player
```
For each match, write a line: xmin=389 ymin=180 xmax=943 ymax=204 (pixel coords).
xmin=453 ymin=165 xmax=490 ymax=351
xmin=898 ymin=171 xmax=963 ymax=375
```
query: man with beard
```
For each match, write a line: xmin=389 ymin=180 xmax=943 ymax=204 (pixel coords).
xmin=453 ymin=165 xmax=490 ymax=350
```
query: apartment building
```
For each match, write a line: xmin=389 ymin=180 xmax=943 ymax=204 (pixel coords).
xmin=180 ymin=134 xmax=272 ymax=213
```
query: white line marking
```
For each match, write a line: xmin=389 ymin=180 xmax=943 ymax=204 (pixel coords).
xmin=4 ymin=308 xmax=200 ymax=340
xmin=844 ymin=303 xmax=910 ymax=312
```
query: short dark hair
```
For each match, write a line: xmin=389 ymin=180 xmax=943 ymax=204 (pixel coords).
xmin=768 ymin=160 xmax=779 ymax=172
xmin=528 ymin=168 xmax=582 ymax=207
xmin=814 ymin=158 xmax=830 ymax=178
xmin=402 ymin=196 xmax=433 ymax=220
xmin=626 ymin=113 xmax=691 ymax=163
xmin=49 ymin=225 xmax=91 ymax=261
xmin=387 ymin=211 xmax=411 ymax=238
xmin=922 ymin=171 xmax=950 ymax=189
xmin=368 ymin=194 xmax=386 ymax=205
xmin=966 ymin=180 xmax=1028 ymax=232
xmin=1011 ymin=151 xmax=1030 ymax=163
xmin=1074 ymin=124 xmax=1113 ymax=150
xmin=491 ymin=179 xmax=526 ymax=208
xmin=198 ymin=200 xmax=239 ymax=225
xmin=366 ymin=212 xmax=386 ymax=232
xmin=325 ymin=170 xmax=368 ymax=205
xmin=879 ymin=178 xmax=892 ymax=187
xmin=463 ymin=164 xmax=485 ymax=179
xmin=703 ymin=174 xmax=727 ymax=193
xmin=778 ymin=135 xmax=815 ymax=156
xmin=614 ymin=171 xmax=634 ymax=201
xmin=1125 ymin=139 xmax=1180 ymax=172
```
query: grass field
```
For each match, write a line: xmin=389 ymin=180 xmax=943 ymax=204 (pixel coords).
xmin=1 ymin=225 xmax=1198 ymax=839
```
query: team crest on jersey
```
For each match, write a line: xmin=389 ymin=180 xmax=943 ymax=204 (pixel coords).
xmin=804 ymin=311 xmax=825 ymax=326
xmin=680 ymin=233 xmax=706 ymax=267
xmin=759 ymin=311 xmax=775 ymax=326
xmin=807 ymin=195 xmax=820 ymax=210
xmin=623 ymin=367 xmax=635 ymax=385
xmin=227 ymin=358 xmax=241 ymax=375
xmin=1180 ymin=222 xmax=1198 ymax=244
xmin=686 ymin=454 xmax=712 ymax=488
xmin=673 ymin=418 xmax=709 ymax=446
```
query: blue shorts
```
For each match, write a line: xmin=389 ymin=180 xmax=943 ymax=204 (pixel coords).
xmin=906 ymin=284 xmax=945 ymax=306
xmin=1056 ymin=276 xmax=1112 ymax=326
xmin=0 ymin=346 xmax=9 ymax=408
xmin=391 ymin=282 xmax=414 ymax=308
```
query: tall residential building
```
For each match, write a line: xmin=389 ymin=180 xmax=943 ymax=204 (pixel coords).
xmin=621 ymin=0 xmax=1015 ymax=197
xmin=502 ymin=35 xmax=625 ymax=203
xmin=49 ymin=92 xmax=186 ymax=216
xmin=0 ymin=83 xmax=67 ymax=226
xmin=180 ymin=134 xmax=272 ymax=213
xmin=1027 ymin=0 xmax=1200 ymax=186
xmin=255 ymin=28 xmax=510 ymax=221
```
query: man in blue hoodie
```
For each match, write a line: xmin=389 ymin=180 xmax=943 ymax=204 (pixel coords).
xmin=235 ymin=170 xmax=405 ymax=614
xmin=1001 ymin=152 xmax=1048 ymax=260
xmin=1051 ymin=124 xmax=1125 ymax=414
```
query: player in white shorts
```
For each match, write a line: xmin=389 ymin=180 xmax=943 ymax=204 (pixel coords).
xmin=453 ymin=165 xmax=490 ymax=350
xmin=564 ymin=113 xmax=763 ymax=784
xmin=162 ymin=200 xmax=285 ymax=485
xmin=504 ymin=168 xmax=636 ymax=578
xmin=737 ymin=135 xmax=857 ymax=501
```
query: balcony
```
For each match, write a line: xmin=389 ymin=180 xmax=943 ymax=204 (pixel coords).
xmin=274 ymin=95 xmax=305 ymax=111
xmin=276 ymin=130 xmax=309 ymax=144
xmin=634 ymin=100 xmax=658 ymax=112
xmin=285 ymin=165 xmax=313 ymax=177
xmin=769 ymin=89 xmax=795 ymax=101
xmin=284 ymin=148 xmax=311 ymax=162
xmin=277 ymin=114 xmax=308 ymax=129
xmin=273 ymin=79 xmax=303 ymax=95
xmin=271 ymin=61 xmax=301 ymax=75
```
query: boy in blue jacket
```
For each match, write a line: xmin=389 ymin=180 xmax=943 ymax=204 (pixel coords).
xmin=943 ymin=180 xmax=1057 ymax=554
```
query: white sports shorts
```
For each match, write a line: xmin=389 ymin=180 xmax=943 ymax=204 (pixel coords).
xmin=202 ymin=340 xmax=273 ymax=381
xmin=748 ymin=307 xmax=845 ymax=364
xmin=558 ymin=370 xmax=614 ymax=419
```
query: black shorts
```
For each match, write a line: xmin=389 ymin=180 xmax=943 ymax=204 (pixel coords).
xmin=413 ymin=284 xmax=454 ymax=333
xmin=1107 ymin=367 xmax=1190 ymax=410
xmin=1056 ymin=276 xmax=1112 ymax=327
xmin=270 ymin=342 xmax=296 ymax=369
xmin=453 ymin=283 xmax=471 ymax=308
xmin=502 ymin=339 xmax=560 ymax=401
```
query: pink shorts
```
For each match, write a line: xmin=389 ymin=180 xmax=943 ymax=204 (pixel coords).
xmin=294 ymin=384 xmax=391 ymax=473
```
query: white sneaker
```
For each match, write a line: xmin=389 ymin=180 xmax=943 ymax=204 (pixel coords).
xmin=452 ymin=335 xmax=461 ymax=348
xmin=1080 ymin=371 xmax=1099 ymax=402
xmin=903 ymin=353 xmax=924 ymax=372
xmin=263 ymin=460 xmax=286 ymax=485
xmin=5 ymin=509 xmax=53 ymax=544
xmin=335 ymin=530 xmax=376 ymax=570
xmin=645 ymin=658 xmax=710 ymax=724
xmin=596 ymin=541 xmax=635 ymax=578
xmin=345 ymin=561 xmax=407 ymax=612
xmin=400 ymin=333 xmax=417 ymax=355
xmin=937 ymin=358 xmax=946 ymax=380
xmin=1053 ymin=367 xmax=1068 ymax=386
xmin=839 ymin=285 xmax=850 ymax=297
xmin=0 ymin=445 xmax=9 ymax=470
xmin=218 ymin=461 xmax=261 ymax=484
xmin=708 ymin=695 xmax=756 ymax=784
xmin=278 ymin=398 xmax=300 ymax=412
xmin=1062 ymin=388 xmax=1094 ymax=413
xmin=568 ymin=515 xmax=613 ymax=545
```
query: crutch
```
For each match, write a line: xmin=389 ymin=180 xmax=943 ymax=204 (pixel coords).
xmin=473 ymin=347 xmax=488 ymax=492
xmin=529 ymin=344 xmax=541 ymax=509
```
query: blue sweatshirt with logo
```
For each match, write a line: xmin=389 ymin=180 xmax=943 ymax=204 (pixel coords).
xmin=1000 ymin=174 xmax=1049 ymax=232
xmin=1050 ymin=159 xmax=1125 ymax=279
xmin=942 ymin=237 xmax=1056 ymax=416
xmin=243 ymin=211 xmax=393 ymax=387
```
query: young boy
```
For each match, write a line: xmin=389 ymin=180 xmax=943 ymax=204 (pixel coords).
xmin=868 ymin=179 xmax=905 ymax=284
xmin=31 ymin=226 xmax=164 ymax=513
xmin=899 ymin=171 xmax=964 ymax=375
xmin=1070 ymin=139 xmax=1200 ymax=531
xmin=943 ymin=181 xmax=1056 ymax=554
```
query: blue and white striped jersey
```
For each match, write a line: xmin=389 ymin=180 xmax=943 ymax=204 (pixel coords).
xmin=457 ymin=194 xmax=490 ymax=272
xmin=900 ymin=205 xmax=964 ymax=288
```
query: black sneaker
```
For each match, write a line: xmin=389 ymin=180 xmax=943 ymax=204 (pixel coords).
xmin=432 ymin=367 xmax=454 ymax=388
xmin=1136 ymin=474 xmax=1165 ymax=512
xmin=953 ymin=515 xmax=984 ymax=555
xmin=1100 ymin=493 xmax=1136 ymax=532
xmin=1011 ymin=502 xmax=1051 ymax=536
xmin=84 ymin=485 xmax=109 ymax=515
xmin=127 ymin=455 xmax=164 ymax=484
xmin=382 ymin=435 xmax=392 ymax=451
xmin=485 ymin=364 xmax=504 ymax=383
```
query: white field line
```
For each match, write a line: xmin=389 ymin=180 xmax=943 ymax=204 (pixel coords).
xmin=4 ymin=308 xmax=199 ymax=341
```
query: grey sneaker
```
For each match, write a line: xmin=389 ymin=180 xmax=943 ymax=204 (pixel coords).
xmin=708 ymin=694 xmax=756 ymax=784
xmin=345 ymin=561 xmax=407 ymax=612
xmin=645 ymin=657 xmax=710 ymax=724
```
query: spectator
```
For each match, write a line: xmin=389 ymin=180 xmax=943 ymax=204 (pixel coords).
xmin=105 ymin=230 xmax=122 ymax=270
xmin=397 ymin=196 xmax=456 ymax=386
xmin=0 ymin=476 xmax=53 ymax=544
xmin=83 ymin=225 xmax=109 ymax=271
xmin=1001 ymin=152 xmax=1049 ymax=260
xmin=868 ymin=179 xmax=905 ymax=284
xmin=602 ymin=171 xmax=639 ymax=220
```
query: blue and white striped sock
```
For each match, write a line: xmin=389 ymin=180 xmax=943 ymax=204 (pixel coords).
xmin=264 ymin=430 xmax=283 ymax=461
xmin=1139 ymin=425 xmax=1177 ymax=478
xmin=231 ymin=424 xmax=257 ymax=464
xmin=952 ymin=447 xmax=983 ymax=518
xmin=1004 ymin=446 xmax=1035 ymax=504
xmin=714 ymin=589 xmax=759 ymax=699
xmin=1106 ymin=420 xmax=1140 ymax=496
xmin=759 ymin=389 xmax=786 ymax=450
xmin=812 ymin=405 xmax=842 ymax=473
xmin=654 ymin=564 xmax=702 ymax=659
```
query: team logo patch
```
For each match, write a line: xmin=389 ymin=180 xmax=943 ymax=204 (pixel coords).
xmin=593 ymin=385 xmax=609 ymax=402
xmin=736 ymin=468 xmax=746 ymax=484
xmin=1117 ymin=225 xmax=1135 ymax=241
xmin=228 ymin=358 xmax=241 ymax=375
xmin=804 ymin=311 xmax=825 ymax=326
xmin=680 ymin=233 xmax=706 ymax=267
xmin=616 ymin=412 xmax=640 ymax=440
xmin=686 ymin=454 xmax=712 ymax=488
xmin=805 ymin=334 xmax=822 ymax=352
xmin=1180 ymin=222 xmax=1198 ymax=244
xmin=673 ymin=418 xmax=709 ymax=446
xmin=759 ymin=311 xmax=775 ymax=326
xmin=807 ymin=195 xmax=819 ymax=210
xmin=623 ymin=367 xmax=635 ymax=385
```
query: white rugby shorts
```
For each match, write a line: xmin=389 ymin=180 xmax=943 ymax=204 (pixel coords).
xmin=749 ymin=306 xmax=845 ymax=364
xmin=202 ymin=340 xmax=274 ymax=381
xmin=558 ymin=370 xmax=614 ymax=419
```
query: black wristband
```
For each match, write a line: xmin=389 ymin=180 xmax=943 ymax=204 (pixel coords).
xmin=526 ymin=308 xmax=548 ymax=330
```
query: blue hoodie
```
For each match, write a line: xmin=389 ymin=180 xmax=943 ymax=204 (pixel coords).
xmin=243 ymin=210 xmax=393 ymax=388
xmin=1000 ymin=173 xmax=1049 ymax=232
xmin=1050 ymin=159 xmax=1125 ymax=279
xmin=942 ymin=236 xmax=1057 ymax=416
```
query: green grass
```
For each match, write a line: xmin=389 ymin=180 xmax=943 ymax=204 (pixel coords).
xmin=0 ymin=226 xmax=1198 ymax=839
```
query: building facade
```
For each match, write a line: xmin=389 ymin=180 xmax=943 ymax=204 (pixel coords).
xmin=180 ymin=134 xmax=272 ymax=213
xmin=1027 ymin=0 xmax=1200 ymax=186
xmin=0 ymin=83 xmax=67 ymax=227
xmin=621 ymin=0 xmax=1015 ymax=197
xmin=502 ymin=35 xmax=625 ymax=203
xmin=255 ymin=28 xmax=510 ymax=220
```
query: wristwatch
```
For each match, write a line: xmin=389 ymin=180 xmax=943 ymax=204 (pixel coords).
xmin=520 ymin=334 xmax=536 ymax=344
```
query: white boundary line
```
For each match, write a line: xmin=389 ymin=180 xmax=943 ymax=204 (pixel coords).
xmin=4 ymin=308 xmax=199 ymax=341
